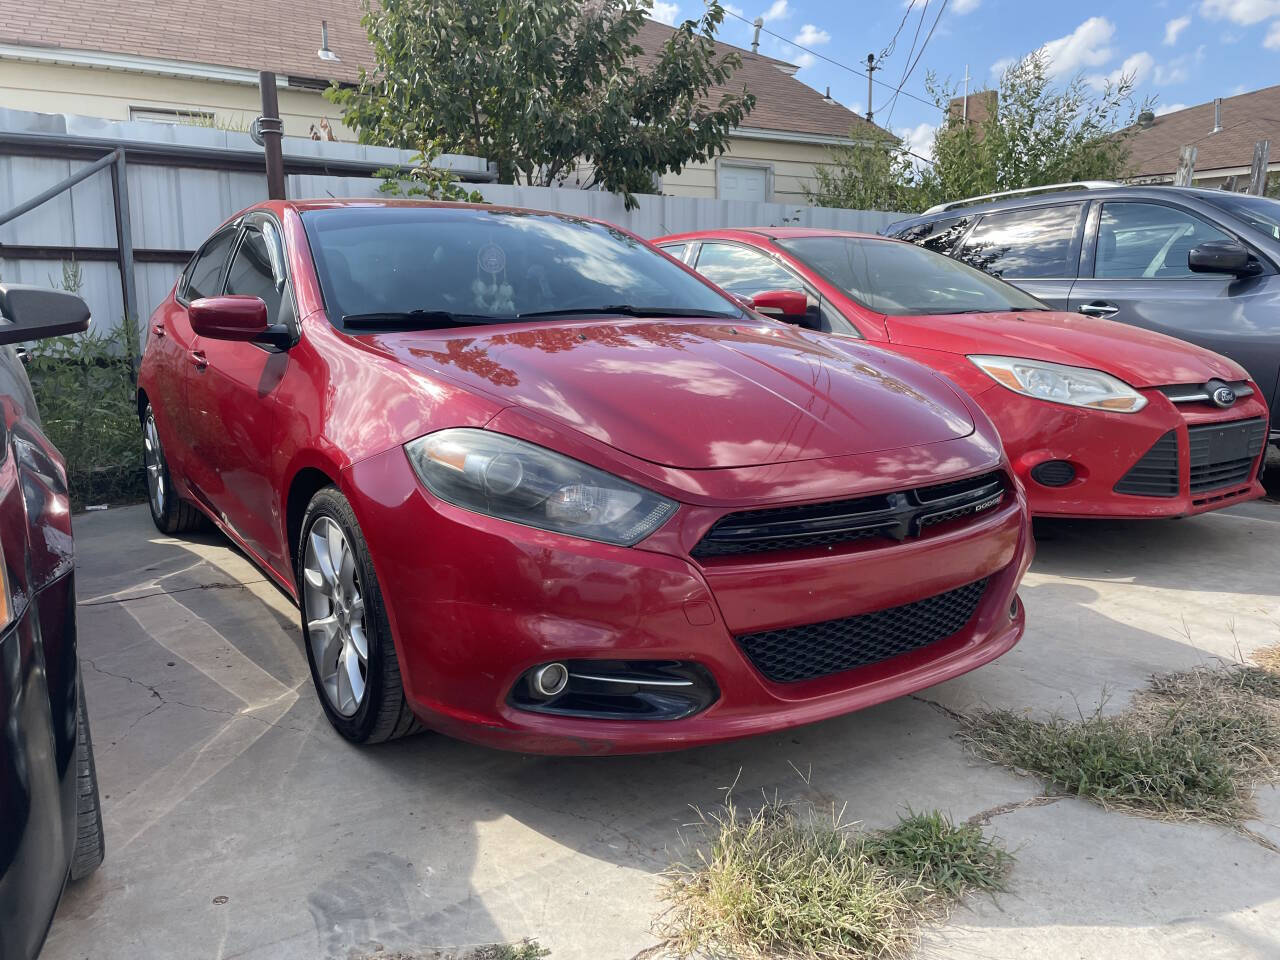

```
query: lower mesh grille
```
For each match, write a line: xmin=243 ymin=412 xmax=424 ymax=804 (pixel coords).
xmin=1188 ymin=418 xmax=1266 ymax=493
xmin=1114 ymin=431 xmax=1179 ymax=497
xmin=736 ymin=579 xmax=989 ymax=683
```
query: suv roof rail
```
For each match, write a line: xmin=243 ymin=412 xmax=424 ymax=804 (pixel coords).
xmin=922 ymin=181 xmax=1119 ymax=215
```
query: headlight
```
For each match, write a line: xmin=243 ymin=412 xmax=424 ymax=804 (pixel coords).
xmin=968 ymin=355 xmax=1147 ymax=413
xmin=405 ymin=428 xmax=678 ymax=545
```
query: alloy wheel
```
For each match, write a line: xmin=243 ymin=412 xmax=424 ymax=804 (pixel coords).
xmin=143 ymin=410 xmax=166 ymax=517
xmin=303 ymin=517 xmax=368 ymax=717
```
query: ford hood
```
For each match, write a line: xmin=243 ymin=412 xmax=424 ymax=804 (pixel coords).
xmin=884 ymin=311 xmax=1248 ymax=388
xmin=365 ymin=319 xmax=975 ymax=469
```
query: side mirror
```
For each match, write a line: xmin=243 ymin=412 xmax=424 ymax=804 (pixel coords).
xmin=0 ymin=284 xmax=90 ymax=345
xmin=1188 ymin=240 xmax=1258 ymax=277
xmin=189 ymin=296 xmax=269 ymax=341
xmin=750 ymin=289 xmax=809 ymax=322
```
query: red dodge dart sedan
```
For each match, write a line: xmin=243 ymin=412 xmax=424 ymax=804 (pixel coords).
xmin=657 ymin=228 xmax=1270 ymax=518
xmin=139 ymin=200 xmax=1031 ymax=754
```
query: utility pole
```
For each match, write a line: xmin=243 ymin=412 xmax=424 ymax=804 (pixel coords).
xmin=866 ymin=54 xmax=876 ymax=123
xmin=256 ymin=71 xmax=286 ymax=201
xmin=962 ymin=64 xmax=970 ymax=122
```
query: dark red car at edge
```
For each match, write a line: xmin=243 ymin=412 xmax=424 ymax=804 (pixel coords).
xmin=657 ymin=228 xmax=1270 ymax=519
xmin=139 ymin=200 xmax=1032 ymax=755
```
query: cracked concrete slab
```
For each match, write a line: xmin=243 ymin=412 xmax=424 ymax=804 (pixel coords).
xmin=43 ymin=500 xmax=1280 ymax=960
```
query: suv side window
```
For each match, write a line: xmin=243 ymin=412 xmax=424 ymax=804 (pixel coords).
xmin=893 ymin=216 xmax=972 ymax=256
xmin=694 ymin=242 xmax=803 ymax=297
xmin=957 ymin=204 xmax=1082 ymax=279
xmin=182 ymin=228 xmax=237 ymax=301
xmin=1095 ymin=201 xmax=1235 ymax=279
xmin=224 ymin=225 xmax=284 ymax=321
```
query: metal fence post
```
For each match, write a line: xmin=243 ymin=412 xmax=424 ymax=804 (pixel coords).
xmin=258 ymin=72 xmax=286 ymax=200
xmin=109 ymin=147 xmax=140 ymax=373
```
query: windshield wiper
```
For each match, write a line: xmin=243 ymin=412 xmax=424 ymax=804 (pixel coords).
xmin=515 ymin=305 xmax=738 ymax=319
xmin=342 ymin=309 xmax=497 ymax=329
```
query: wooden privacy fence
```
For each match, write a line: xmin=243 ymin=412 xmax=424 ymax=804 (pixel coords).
xmin=0 ymin=109 xmax=902 ymax=336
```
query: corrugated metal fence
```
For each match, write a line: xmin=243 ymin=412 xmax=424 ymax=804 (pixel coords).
xmin=0 ymin=111 xmax=901 ymax=335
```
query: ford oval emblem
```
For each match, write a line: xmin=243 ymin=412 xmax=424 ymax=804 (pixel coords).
xmin=1211 ymin=385 xmax=1236 ymax=408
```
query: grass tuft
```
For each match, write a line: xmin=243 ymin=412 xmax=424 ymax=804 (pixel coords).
xmin=960 ymin=665 xmax=1280 ymax=824
xmin=659 ymin=796 xmax=1010 ymax=960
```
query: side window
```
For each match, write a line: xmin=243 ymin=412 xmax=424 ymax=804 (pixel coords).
xmin=694 ymin=242 xmax=803 ymax=297
xmin=224 ymin=226 xmax=284 ymax=321
xmin=1095 ymin=202 xmax=1235 ymax=279
xmin=183 ymin=228 xmax=237 ymax=301
xmin=658 ymin=242 xmax=689 ymax=263
xmin=957 ymin=204 xmax=1082 ymax=279
xmin=894 ymin=216 xmax=972 ymax=256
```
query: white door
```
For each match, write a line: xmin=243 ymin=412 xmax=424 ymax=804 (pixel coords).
xmin=718 ymin=163 xmax=769 ymax=202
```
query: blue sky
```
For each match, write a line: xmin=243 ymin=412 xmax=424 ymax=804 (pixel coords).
xmin=648 ymin=0 xmax=1280 ymax=159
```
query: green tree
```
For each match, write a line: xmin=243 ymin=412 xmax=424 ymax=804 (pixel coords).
xmin=804 ymin=137 xmax=921 ymax=212
xmin=809 ymin=50 xmax=1147 ymax=214
xmin=329 ymin=0 xmax=755 ymax=207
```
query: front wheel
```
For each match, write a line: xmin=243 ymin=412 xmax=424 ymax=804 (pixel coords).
xmin=69 ymin=671 xmax=104 ymax=880
xmin=298 ymin=486 xmax=422 ymax=744
xmin=142 ymin=403 xmax=205 ymax=534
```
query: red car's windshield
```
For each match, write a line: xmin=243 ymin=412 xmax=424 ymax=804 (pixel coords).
xmin=301 ymin=206 xmax=741 ymax=329
xmin=776 ymin=235 xmax=1049 ymax=316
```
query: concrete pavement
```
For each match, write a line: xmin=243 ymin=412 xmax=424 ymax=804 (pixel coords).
xmin=44 ymin=495 xmax=1280 ymax=960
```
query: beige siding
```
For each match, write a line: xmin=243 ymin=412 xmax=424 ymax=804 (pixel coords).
xmin=661 ymin=137 xmax=837 ymax=204
xmin=0 ymin=60 xmax=353 ymax=139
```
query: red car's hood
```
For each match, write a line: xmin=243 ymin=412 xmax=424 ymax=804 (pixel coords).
xmin=366 ymin=319 xmax=975 ymax=469
xmin=884 ymin=311 xmax=1247 ymax=388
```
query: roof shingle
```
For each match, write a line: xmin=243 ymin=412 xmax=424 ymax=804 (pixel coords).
xmin=1125 ymin=85 xmax=1280 ymax=178
xmin=0 ymin=2 xmax=882 ymax=141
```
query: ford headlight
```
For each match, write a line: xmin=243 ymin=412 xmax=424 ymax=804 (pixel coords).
xmin=405 ymin=429 xmax=678 ymax=545
xmin=968 ymin=355 xmax=1147 ymax=413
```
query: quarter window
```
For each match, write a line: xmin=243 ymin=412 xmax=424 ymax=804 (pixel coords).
xmin=893 ymin=216 xmax=972 ymax=256
xmin=957 ymin=204 xmax=1082 ymax=279
xmin=225 ymin=227 xmax=284 ymax=321
xmin=694 ymin=242 xmax=802 ymax=297
xmin=183 ymin=229 xmax=237 ymax=301
xmin=1095 ymin=202 xmax=1235 ymax=279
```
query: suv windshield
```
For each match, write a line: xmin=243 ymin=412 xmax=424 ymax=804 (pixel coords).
xmin=777 ymin=235 xmax=1048 ymax=315
xmin=1203 ymin=193 xmax=1280 ymax=241
xmin=301 ymin=206 xmax=740 ymax=328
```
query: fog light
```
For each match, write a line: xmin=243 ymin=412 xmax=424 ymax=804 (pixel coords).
xmin=531 ymin=662 xmax=569 ymax=698
xmin=1030 ymin=460 xmax=1076 ymax=487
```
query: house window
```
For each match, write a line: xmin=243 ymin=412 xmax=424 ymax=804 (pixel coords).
xmin=129 ymin=106 xmax=215 ymax=126
xmin=717 ymin=162 xmax=771 ymax=202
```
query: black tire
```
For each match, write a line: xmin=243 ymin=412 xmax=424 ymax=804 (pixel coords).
xmin=297 ymin=486 xmax=423 ymax=744
xmin=70 ymin=671 xmax=105 ymax=880
xmin=142 ymin=402 xmax=206 ymax=534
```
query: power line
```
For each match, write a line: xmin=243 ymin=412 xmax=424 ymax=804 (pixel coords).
xmin=878 ymin=0 xmax=917 ymax=63
xmin=885 ymin=0 xmax=948 ymax=125
xmin=721 ymin=7 xmax=940 ymax=114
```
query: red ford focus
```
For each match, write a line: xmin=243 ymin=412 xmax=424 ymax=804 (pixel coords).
xmin=657 ymin=228 xmax=1270 ymax=518
xmin=139 ymin=200 xmax=1031 ymax=754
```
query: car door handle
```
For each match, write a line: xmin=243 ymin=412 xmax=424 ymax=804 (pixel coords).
xmin=189 ymin=349 xmax=208 ymax=370
xmin=1078 ymin=301 xmax=1118 ymax=318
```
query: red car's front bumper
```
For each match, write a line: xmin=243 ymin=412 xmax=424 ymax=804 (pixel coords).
xmin=974 ymin=383 xmax=1270 ymax=519
xmin=343 ymin=442 xmax=1032 ymax=756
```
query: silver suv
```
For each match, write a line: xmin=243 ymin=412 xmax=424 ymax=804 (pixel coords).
xmin=885 ymin=184 xmax=1280 ymax=442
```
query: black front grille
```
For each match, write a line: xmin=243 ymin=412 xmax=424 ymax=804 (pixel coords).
xmin=1188 ymin=418 xmax=1266 ymax=493
xmin=1114 ymin=430 xmax=1179 ymax=497
xmin=736 ymin=579 xmax=989 ymax=683
xmin=692 ymin=472 xmax=1005 ymax=559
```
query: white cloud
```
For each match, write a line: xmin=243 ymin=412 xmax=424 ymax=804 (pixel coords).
xmin=895 ymin=122 xmax=937 ymax=166
xmin=952 ymin=0 xmax=981 ymax=12
xmin=794 ymin=24 xmax=830 ymax=46
xmin=1087 ymin=50 xmax=1154 ymax=90
xmin=1154 ymin=102 xmax=1189 ymax=115
xmin=650 ymin=1 xmax=679 ymax=25
xmin=1040 ymin=17 xmax=1117 ymax=78
xmin=794 ymin=52 xmax=816 ymax=68
xmin=1267 ymin=20 xmax=1280 ymax=46
xmin=1164 ymin=15 xmax=1191 ymax=44
xmin=1200 ymin=0 xmax=1280 ymax=24
xmin=762 ymin=0 xmax=789 ymax=22
xmin=724 ymin=2 xmax=744 ymax=14
xmin=1154 ymin=60 xmax=1189 ymax=84
xmin=989 ymin=55 xmax=1015 ymax=78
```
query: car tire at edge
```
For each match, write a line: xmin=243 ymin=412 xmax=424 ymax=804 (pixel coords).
xmin=297 ymin=485 xmax=423 ymax=744
xmin=142 ymin=403 xmax=206 ymax=535
xmin=69 ymin=670 xmax=105 ymax=880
